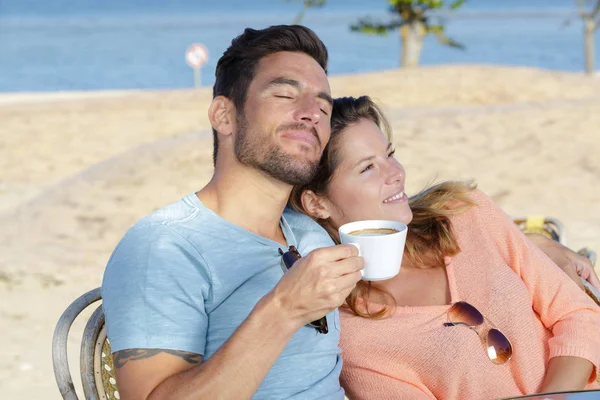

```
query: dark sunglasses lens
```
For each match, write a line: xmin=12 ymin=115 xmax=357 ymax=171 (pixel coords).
xmin=308 ymin=319 xmax=329 ymax=334
xmin=448 ymin=302 xmax=484 ymax=327
xmin=486 ymin=328 xmax=513 ymax=364
xmin=281 ymin=251 xmax=299 ymax=270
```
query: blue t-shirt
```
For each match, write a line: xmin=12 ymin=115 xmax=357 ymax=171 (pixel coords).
xmin=102 ymin=193 xmax=343 ymax=399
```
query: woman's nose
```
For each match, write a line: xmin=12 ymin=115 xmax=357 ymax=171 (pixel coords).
xmin=384 ymin=161 xmax=404 ymax=185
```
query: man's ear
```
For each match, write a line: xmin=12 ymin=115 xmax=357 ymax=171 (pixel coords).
xmin=208 ymin=96 xmax=235 ymax=137
xmin=301 ymin=190 xmax=331 ymax=220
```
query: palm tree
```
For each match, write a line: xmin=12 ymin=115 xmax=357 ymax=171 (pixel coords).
xmin=351 ymin=0 xmax=466 ymax=68
xmin=287 ymin=0 xmax=326 ymax=24
xmin=577 ymin=0 xmax=600 ymax=74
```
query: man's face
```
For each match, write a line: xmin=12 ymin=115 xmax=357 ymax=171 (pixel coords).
xmin=234 ymin=51 xmax=332 ymax=186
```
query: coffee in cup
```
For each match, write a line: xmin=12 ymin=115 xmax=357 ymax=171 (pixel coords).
xmin=339 ymin=220 xmax=408 ymax=281
xmin=348 ymin=228 xmax=399 ymax=236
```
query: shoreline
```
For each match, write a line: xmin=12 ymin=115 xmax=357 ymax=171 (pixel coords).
xmin=0 ymin=64 xmax=596 ymax=107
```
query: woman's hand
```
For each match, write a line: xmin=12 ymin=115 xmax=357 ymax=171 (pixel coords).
xmin=526 ymin=233 xmax=600 ymax=291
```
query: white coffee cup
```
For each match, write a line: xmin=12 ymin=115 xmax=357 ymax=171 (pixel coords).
xmin=338 ymin=220 xmax=408 ymax=281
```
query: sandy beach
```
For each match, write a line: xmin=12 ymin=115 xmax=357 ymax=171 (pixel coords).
xmin=1 ymin=65 xmax=600 ymax=398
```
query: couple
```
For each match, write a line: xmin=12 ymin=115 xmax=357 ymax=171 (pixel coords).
xmin=102 ymin=25 xmax=600 ymax=399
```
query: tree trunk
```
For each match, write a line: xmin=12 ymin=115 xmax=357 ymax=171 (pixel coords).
xmin=400 ymin=20 xmax=426 ymax=68
xmin=583 ymin=17 xmax=596 ymax=74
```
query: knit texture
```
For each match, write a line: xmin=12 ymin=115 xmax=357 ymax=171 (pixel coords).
xmin=340 ymin=190 xmax=600 ymax=400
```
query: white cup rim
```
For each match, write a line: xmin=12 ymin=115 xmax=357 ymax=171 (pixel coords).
xmin=339 ymin=220 xmax=408 ymax=238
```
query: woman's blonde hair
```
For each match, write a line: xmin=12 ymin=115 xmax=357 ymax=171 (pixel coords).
xmin=290 ymin=96 xmax=477 ymax=318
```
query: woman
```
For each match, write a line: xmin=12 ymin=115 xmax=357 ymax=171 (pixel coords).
xmin=291 ymin=96 xmax=600 ymax=399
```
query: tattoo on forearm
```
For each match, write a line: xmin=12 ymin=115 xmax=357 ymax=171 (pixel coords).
xmin=113 ymin=349 xmax=202 ymax=368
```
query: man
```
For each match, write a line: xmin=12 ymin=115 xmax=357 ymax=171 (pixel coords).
xmin=103 ymin=24 xmax=599 ymax=400
xmin=102 ymin=25 xmax=362 ymax=399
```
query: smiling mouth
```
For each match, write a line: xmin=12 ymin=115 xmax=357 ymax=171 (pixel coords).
xmin=383 ymin=191 xmax=405 ymax=203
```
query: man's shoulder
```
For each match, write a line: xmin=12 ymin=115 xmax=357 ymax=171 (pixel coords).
xmin=283 ymin=207 xmax=335 ymax=249
xmin=125 ymin=194 xmax=204 ymax=236
xmin=283 ymin=207 xmax=324 ymax=233
xmin=104 ymin=194 xmax=212 ymax=286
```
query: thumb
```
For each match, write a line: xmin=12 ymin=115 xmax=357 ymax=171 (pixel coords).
xmin=583 ymin=264 xmax=600 ymax=290
xmin=563 ymin=264 xmax=585 ymax=290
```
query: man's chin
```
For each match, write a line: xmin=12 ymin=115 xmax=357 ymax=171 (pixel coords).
xmin=253 ymin=146 xmax=320 ymax=185
xmin=281 ymin=139 xmax=321 ymax=158
xmin=286 ymin=150 xmax=321 ymax=166
xmin=263 ymin=161 xmax=318 ymax=186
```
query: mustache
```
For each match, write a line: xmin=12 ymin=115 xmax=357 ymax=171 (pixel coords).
xmin=276 ymin=123 xmax=320 ymax=147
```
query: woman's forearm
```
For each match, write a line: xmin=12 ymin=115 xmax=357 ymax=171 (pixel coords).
xmin=539 ymin=356 xmax=594 ymax=393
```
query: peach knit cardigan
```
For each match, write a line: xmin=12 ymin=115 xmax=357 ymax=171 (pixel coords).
xmin=340 ymin=191 xmax=600 ymax=400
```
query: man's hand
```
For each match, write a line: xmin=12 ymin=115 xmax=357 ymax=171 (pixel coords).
xmin=526 ymin=233 xmax=600 ymax=290
xmin=270 ymin=244 xmax=363 ymax=329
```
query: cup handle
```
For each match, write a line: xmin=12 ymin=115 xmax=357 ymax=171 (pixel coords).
xmin=348 ymin=243 xmax=364 ymax=277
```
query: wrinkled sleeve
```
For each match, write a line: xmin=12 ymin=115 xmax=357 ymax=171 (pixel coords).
xmin=473 ymin=190 xmax=600 ymax=382
xmin=102 ymin=223 xmax=212 ymax=356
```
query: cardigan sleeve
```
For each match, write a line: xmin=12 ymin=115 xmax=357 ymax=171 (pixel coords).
xmin=472 ymin=190 xmax=600 ymax=383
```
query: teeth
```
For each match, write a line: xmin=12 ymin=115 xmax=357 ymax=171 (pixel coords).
xmin=383 ymin=192 xmax=404 ymax=203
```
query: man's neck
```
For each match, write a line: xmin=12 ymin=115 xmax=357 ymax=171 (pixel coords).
xmin=197 ymin=164 xmax=292 ymax=245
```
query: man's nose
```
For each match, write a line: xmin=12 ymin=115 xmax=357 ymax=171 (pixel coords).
xmin=293 ymin=95 xmax=321 ymax=125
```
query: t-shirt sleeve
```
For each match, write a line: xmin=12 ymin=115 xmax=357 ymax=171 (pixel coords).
xmin=102 ymin=223 xmax=212 ymax=355
xmin=472 ymin=190 xmax=600 ymax=382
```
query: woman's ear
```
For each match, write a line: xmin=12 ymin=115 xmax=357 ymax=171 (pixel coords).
xmin=301 ymin=190 xmax=331 ymax=220
xmin=208 ymin=96 xmax=235 ymax=136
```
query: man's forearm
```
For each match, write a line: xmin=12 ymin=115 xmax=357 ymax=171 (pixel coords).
xmin=148 ymin=292 xmax=302 ymax=400
xmin=539 ymin=356 xmax=593 ymax=393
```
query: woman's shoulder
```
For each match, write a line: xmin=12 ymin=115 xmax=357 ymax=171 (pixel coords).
xmin=448 ymin=188 xmax=517 ymax=248
xmin=466 ymin=188 xmax=495 ymax=204
xmin=445 ymin=189 xmax=501 ymax=237
xmin=445 ymin=188 xmax=495 ymax=215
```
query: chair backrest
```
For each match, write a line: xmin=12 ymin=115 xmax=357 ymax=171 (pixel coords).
xmin=511 ymin=215 xmax=567 ymax=245
xmin=512 ymin=215 xmax=597 ymax=266
xmin=52 ymin=287 xmax=119 ymax=400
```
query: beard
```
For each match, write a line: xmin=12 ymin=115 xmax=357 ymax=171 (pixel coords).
xmin=234 ymin=111 xmax=320 ymax=186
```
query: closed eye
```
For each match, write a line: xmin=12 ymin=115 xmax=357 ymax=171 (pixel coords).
xmin=275 ymin=95 xmax=293 ymax=99
xmin=388 ymin=149 xmax=396 ymax=158
xmin=360 ymin=163 xmax=374 ymax=173
xmin=320 ymin=108 xmax=328 ymax=116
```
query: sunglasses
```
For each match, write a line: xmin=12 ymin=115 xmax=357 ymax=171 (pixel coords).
xmin=444 ymin=301 xmax=512 ymax=364
xmin=278 ymin=246 xmax=329 ymax=334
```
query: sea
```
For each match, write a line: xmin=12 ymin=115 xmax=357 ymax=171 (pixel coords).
xmin=0 ymin=0 xmax=598 ymax=92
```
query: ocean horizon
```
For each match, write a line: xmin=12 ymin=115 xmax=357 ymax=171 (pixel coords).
xmin=0 ymin=0 xmax=598 ymax=92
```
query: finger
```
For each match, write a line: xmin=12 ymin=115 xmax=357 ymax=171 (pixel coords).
xmin=309 ymin=244 xmax=360 ymax=264
xmin=583 ymin=264 xmax=600 ymax=290
xmin=329 ymin=256 xmax=364 ymax=277
xmin=330 ymin=271 xmax=362 ymax=299
xmin=562 ymin=265 xmax=585 ymax=290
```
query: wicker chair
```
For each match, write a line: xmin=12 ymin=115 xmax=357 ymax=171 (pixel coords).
xmin=52 ymin=287 xmax=118 ymax=400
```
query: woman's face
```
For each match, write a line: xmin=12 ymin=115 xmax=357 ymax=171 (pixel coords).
xmin=318 ymin=118 xmax=413 ymax=228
